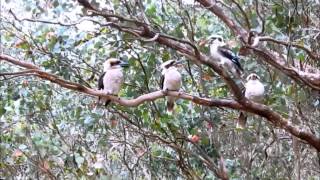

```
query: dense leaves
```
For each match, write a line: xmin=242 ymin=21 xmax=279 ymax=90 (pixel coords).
xmin=1 ymin=0 xmax=319 ymax=179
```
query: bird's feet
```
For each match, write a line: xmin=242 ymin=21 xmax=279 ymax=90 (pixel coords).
xmin=107 ymin=90 xmax=113 ymax=95
xmin=162 ymin=88 xmax=169 ymax=95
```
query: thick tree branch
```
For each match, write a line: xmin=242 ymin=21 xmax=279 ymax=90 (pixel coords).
xmin=76 ymin=1 xmax=320 ymax=151
xmin=0 ymin=55 xmax=239 ymax=108
xmin=0 ymin=69 xmax=37 ymax=76
xmin=258 ymin=36 xmax=320 ymax=60
xmin=1 ymin=54 xmax=319 ymax=151
xmin=89 ymin=11 xmax=243 ymax=100
xmin=196 ymin=0 xmax=320 ymax=91
xmin=82 ymin=11 xmax=243 ymax=100
xmin=246 ymin=46 xmax=320 ymax=90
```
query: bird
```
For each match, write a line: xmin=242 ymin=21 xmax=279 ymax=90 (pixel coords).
xmin=237 ymin=73 xmax=265 ymax=129
xmin=244 ymin=73 xmax=265 ymax=102
xmin=206 ymin=35 xmax=244 ymax=77
xmin=160 ymin=60 xmax=182 ymax=114
xmin=98 ymin=58 xmax=129 ymax=106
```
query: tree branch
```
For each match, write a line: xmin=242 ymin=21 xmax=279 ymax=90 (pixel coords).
xmin=258 ymin=36 xmax=320 ymax=60
xmin=94 ymin=13 xmax=243 ymax=99
xmin=9 ymin=9 xmax=92 ymax=27
xmin=195 ymin=0 xmax=320 ymax=91
xmin=0 ymin=54 xmax=240 ymax=108
xmin=246 ymin=46 xmax=320 ymax=90
xmin=1 ymin=54 xmax=319 ymax=151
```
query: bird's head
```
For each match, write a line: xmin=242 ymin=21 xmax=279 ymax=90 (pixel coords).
xmin=208 ymin=35 xmax=226 ymax=47
xmin=246 ymin=73 xmax=260 ymax=81
xmin=103 ymin=58 xmax=129 ymax=71
xmin=160 ymin=60 xmax=183 ymax=70
xmin=199 ymin=35 xmax=226 ymax=48
xmin=160 ymin=60 xmax=183 ymax=74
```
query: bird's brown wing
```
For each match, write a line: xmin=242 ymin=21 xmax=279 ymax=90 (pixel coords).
xmin=218 ymin=47 xmax=243 ymax=71
xmin=98 ymin=72 xmax=106 ymax=90
xmin=160 ymin=74 xmax=164 ymax=89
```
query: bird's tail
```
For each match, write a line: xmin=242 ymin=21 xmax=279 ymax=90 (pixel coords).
xmin=99 ymin=97 xmax=111 ymax=107
xmin=236 ymin=112 xmax=247 ymax=129
xmin=105 ymin=100 xmax=111 ymax=107
xmin=167 ymin=97 xmax=176 ymax=114
xmin=167 ymin=101 xmax=174 ymax=113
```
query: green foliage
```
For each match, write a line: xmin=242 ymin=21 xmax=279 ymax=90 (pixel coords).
xmin=1 ymin=0 xmax=320 ymax=179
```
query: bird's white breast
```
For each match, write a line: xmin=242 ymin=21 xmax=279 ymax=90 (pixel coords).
xmin=245 ymin=80 xmax=265 ymax=102
xmin=103 ymin=68 xmax=124 ymax=95
xmin=210 ymin=45 xmax=220 ymax=59
xmin=163 ymin=68 xmax=181 ymax=91
xmin=210 ymin=45 xmax=230 ymax=67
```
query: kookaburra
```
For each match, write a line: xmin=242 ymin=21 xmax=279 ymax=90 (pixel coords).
xmin=205 ymin=35 xmax=244 ymax=77
xmin=160 ymin=60 xmax=182 ymax=113
xmin=237 ymin=73 xmax=265 ymax=128
xmin=244 ymin=73 xmax=265 ymax=102
xmin=98 ymin=58 xmax=129 ymax=106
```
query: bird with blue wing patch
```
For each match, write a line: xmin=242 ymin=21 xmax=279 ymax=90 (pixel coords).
xmin=203 ymin=35 xmax=244 ymax=78
xmin=98 ymin=58 xmax=129 ymax=107
xmin=160 ymin=60 xmax=182 ymax=114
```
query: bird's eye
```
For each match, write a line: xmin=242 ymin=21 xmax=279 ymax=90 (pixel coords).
xmin=218 ymin=38 xmax=222 ymax=42
xmin=110 ymin=61 xmax=121 ymax=66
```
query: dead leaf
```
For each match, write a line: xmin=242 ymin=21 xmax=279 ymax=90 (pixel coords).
xmin=202 ymin=73 xmax=213 ymax=81
xmin=12 ymin=149 xmax=23 ymax=158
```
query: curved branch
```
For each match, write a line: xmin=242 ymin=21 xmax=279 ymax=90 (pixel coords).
xmin=196 ymin=0 xmax=320 ymax=91
xmin=79 ymin=0 xmax=201 ymax=59
xmin=98 ymin=18 xmax=242 ymax=99
xmin=87 ymin=13 xmax=242 ymax=98
xmin=0 ymin=54 xmax=239 ymax=108
xmin=140 ymin=33 xmax=159 ymax=42
xmin=1 ymin=54 xmax=319 ymax=151
xmin=258 ymin=36 xmax=320 ymax=60
xmin=9 ymin=9 xmax=92 ymax=27
xmin=1 ymin=54 xmax=40 ymax=69
xmin=0 ymin=69 xmax=36 ymax=76
xmin=245 ymin=46 xmax=320 ymax=90
xmin=56 ymin=1 xmax=320 ymax=151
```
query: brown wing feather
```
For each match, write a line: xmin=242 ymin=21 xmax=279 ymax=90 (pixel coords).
xmin=98 ymin=72 xmax=106 ymax=90
xmin=160 ymin=75 xmax=164 ymax=89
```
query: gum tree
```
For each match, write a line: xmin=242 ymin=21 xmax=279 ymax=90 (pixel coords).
xmin=1 ymin=0 xmax=319 ymax=179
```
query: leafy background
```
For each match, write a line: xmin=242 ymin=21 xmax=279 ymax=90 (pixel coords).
xmin=0 ymin=0 xmax=319 ymax=179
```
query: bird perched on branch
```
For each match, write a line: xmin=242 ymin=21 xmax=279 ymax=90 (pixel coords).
xmin=201 ymin=35 xmax=243 ymax=77
xmin=237 ymin=73 xmax=265 ymax=128
xmin=160 ymin=60 xmax=182 ymax=114
xmin=98 ymin=58 xmax=129 ymax=106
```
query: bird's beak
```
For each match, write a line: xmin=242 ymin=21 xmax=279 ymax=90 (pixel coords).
xmin=174 ymin=60 xmax=184 ymax=67
xmin=220 ymin=42 xmax=227 ymax=47
xmin=174 ymin=60 xmax=183 ymax=65
xmin=120 ymin=61 xmax=129 ymax=68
